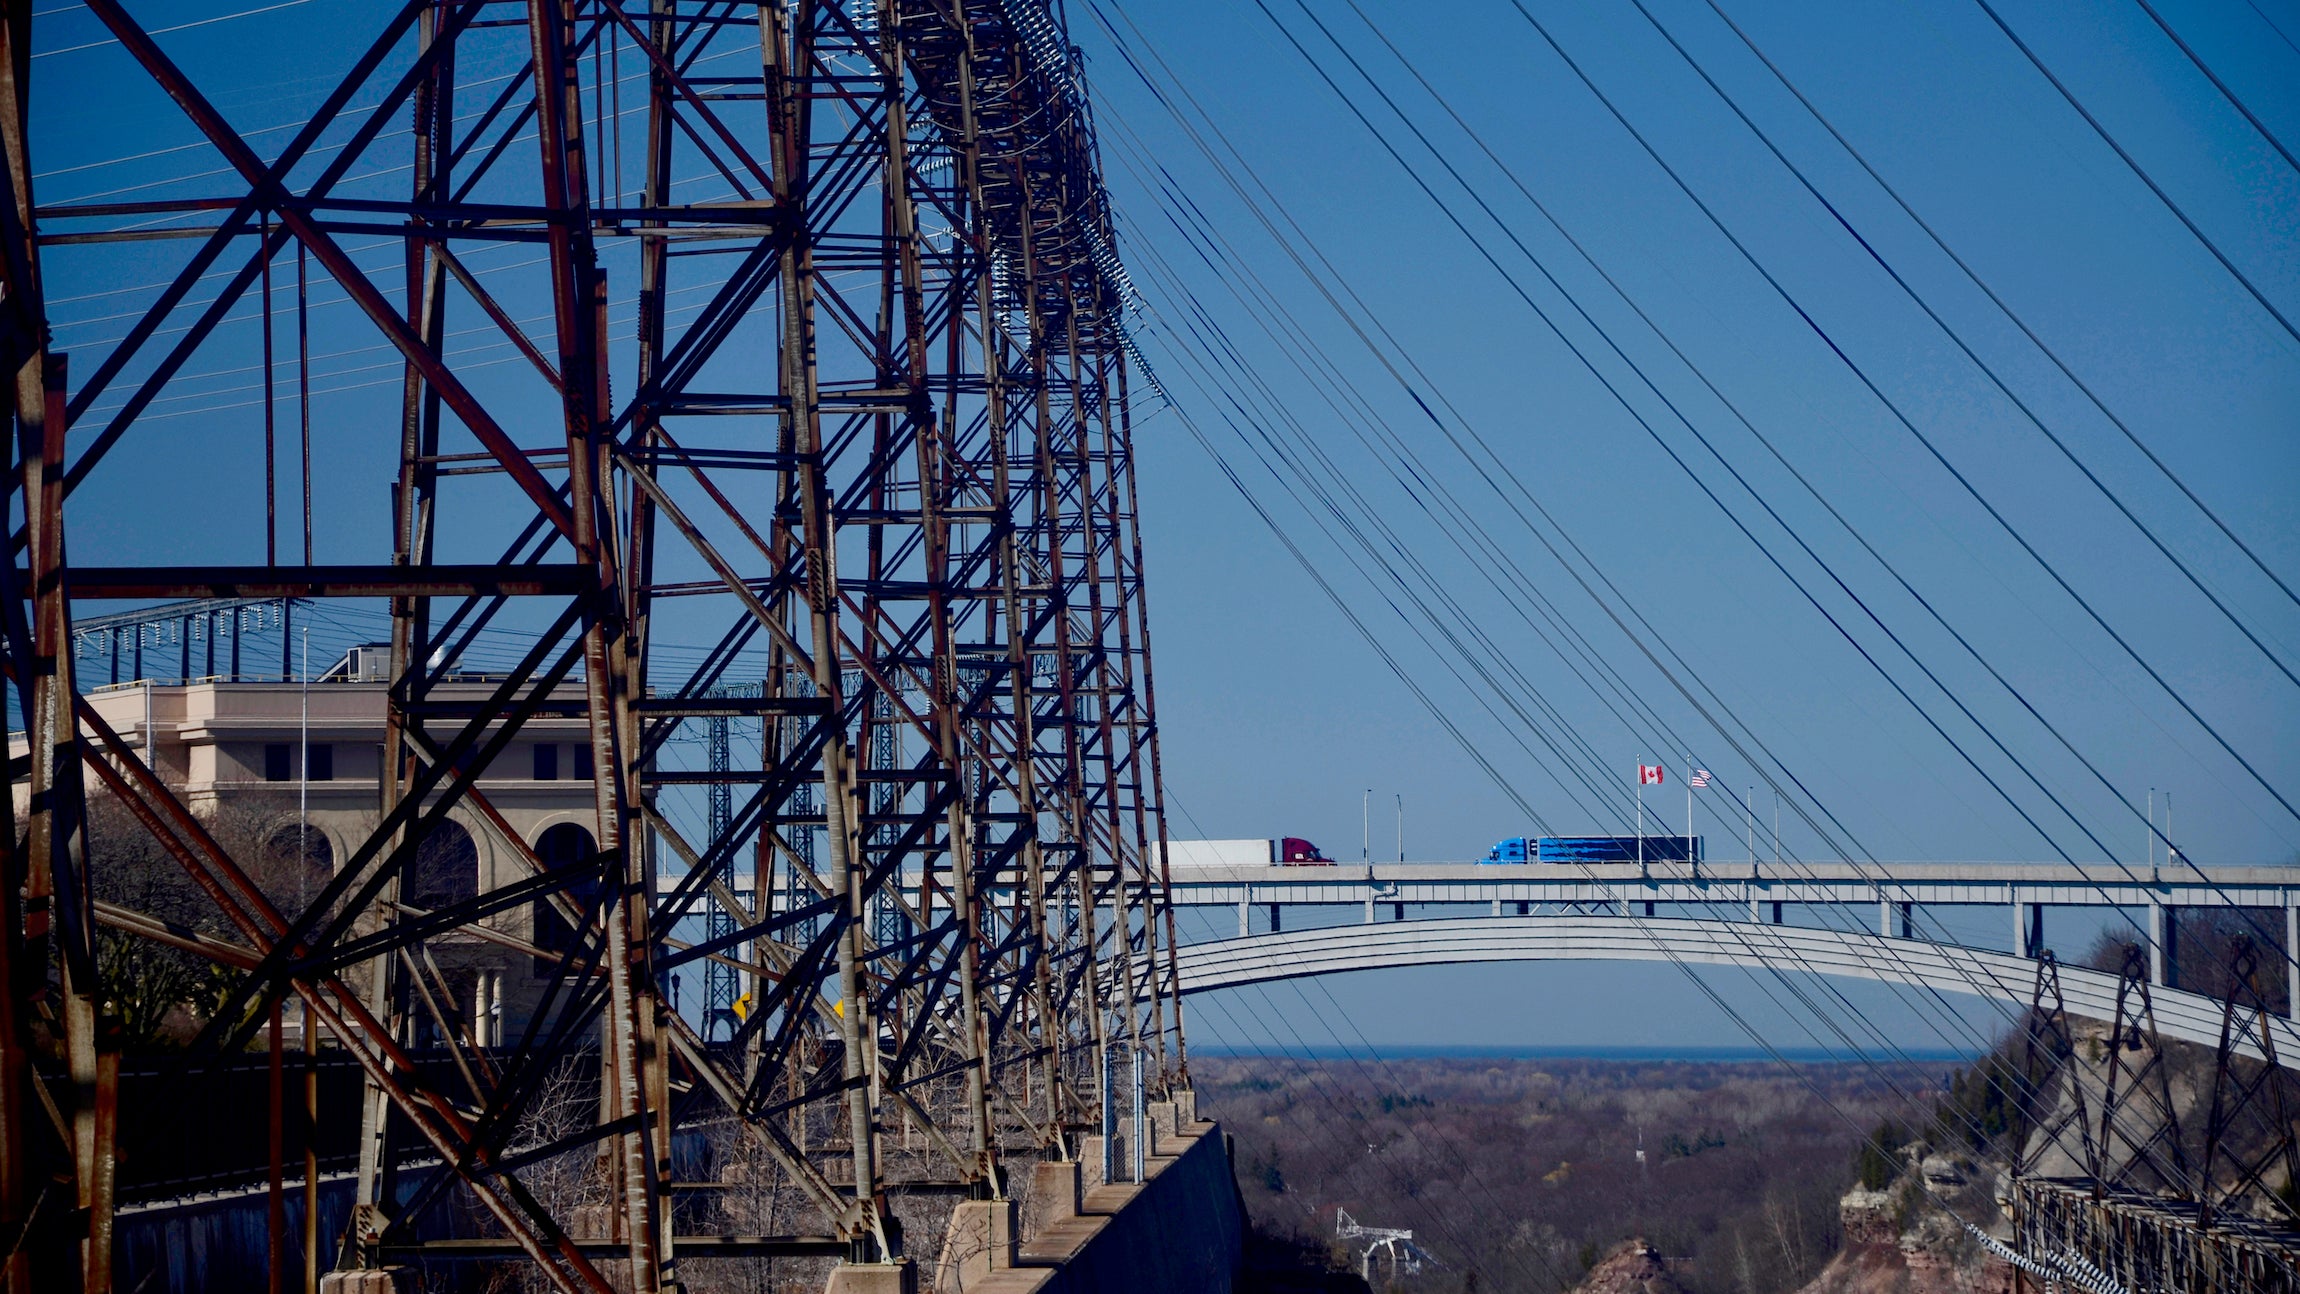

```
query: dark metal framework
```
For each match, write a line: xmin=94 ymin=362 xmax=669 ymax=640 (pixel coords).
xmin=0 ymin=1 xmax=1181 ymax=1289
xmin=69 ymin=596 xmax=301 ymax=686
xmin=2006 ymin=945 xmax=2300 ymax=1292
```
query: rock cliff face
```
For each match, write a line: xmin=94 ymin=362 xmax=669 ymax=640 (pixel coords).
xmin=1792 ymin=1175 xmax=2013 ymax=1294
xmin=1794 ymin=968 xmax=2294 ymax=1294
xmin=1568 ymin=1238 xmax=1687 ymax=1294
xmin=1556 ymin=1172 xmax=2017 ymax=1294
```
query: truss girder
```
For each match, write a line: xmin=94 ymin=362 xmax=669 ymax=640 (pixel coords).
xmin=0 ymin=0 xmax=1179 ymax=1289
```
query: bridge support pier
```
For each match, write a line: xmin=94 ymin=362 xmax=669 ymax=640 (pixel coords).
xmin=825 ymin=1262 xmax=917 ymax=1294
xmin=1878 ymin=897 xmax=1899 ymax=938
xmin=2272 ymin=905 xmax=2290 ymax=1015
xmin=2013 ymin=901 xmax=2042 ymax=958
xmin=1238 ymin=899 xmax=1248 ymax=939
xmin=1875 ymin=897 xmax=1914 ymax=938
xmin=2150 ymin=901 xmax=2172 ymax=987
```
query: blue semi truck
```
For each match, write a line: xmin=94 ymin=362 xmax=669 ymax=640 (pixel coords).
xmin=1481 ymin=835 xmax=1703 ymax=864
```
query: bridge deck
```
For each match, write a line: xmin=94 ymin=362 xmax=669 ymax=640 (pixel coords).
xmin=1156 ymin=860 xmax=2300 ymax=909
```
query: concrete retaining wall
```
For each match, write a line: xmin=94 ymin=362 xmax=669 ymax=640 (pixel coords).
xmin=118 ymin=1175 xmax=357 ymax=1294
xmin=1035 ymin=1123 xmax=1241 ymax=1294
xmin=125 ymin=1123 xmax=1244 ymax=1294
xmin=944 ymin=1112 xmax=1240 ymax=1294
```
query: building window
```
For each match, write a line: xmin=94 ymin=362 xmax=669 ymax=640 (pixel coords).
xmin=573 ymin=743 xmax=593 ymax=781
xmin=408 ymin=820 xmax=478 ymax=912
xmin=532 ymin=822 xmax=601 ymax=976
xmin=533 ymin=743 xmax=559 ymax=781
xmin=262 ymin=825 xmax=332 ymax=918
xmin=264 ymin=743 xmax=331 ymax=781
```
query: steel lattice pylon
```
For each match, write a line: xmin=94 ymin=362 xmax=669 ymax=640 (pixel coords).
xmin=0 ymin=1 xmax=1182 ymax=1290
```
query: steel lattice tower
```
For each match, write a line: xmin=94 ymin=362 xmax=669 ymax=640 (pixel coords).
xmin=0 ymin=1 xmax=1183 ymax=1290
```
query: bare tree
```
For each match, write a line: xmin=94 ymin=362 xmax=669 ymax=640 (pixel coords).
xmin=479 ymin=1057 xmax=613 ymax=1294
xmin=86 ymin=793 xmax=224 ymax=1048
xmin=84 ymin=790 xmax=353 ymax=1050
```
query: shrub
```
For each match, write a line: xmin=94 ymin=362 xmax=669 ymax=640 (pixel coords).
xmin=1855 ymin=1120 xmax=1908 ymax=1190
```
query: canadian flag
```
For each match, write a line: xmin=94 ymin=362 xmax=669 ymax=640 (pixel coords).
xmin=1638 ymin=764 xmax=1663 ymax=786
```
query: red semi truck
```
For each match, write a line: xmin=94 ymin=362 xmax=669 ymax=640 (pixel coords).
xmin=1278 ymin=836 xmax=1333 ymax=864
xmin=1163 ymin=838 xmax=1335 ymax=867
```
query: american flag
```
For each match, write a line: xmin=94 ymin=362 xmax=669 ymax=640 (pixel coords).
xmin=1688 ymin=769 xmax=1711 ymax=788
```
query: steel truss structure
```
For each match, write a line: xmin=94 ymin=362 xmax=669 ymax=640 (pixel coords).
xmin=2006 ymin=945 xmax=2300 ymax=1293
xmin=0 ymin=1 xmax=1182 ymax=1289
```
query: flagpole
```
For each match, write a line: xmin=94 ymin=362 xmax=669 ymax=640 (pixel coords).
xmin=1637 ymin=770 xmax=1645 ymax=880
xmin=1687 ymin=779 xmax=1694 ymax=880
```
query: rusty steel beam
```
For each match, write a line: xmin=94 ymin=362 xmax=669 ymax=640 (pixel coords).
xmin=6 ymin=1 xmax=1176 ymax=1290
xmin=0 ymin=4 xmax=44 ymax=1286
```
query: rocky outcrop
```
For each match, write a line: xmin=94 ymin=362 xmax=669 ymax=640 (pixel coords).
xmin=1837 ymin=1187 xmax=1896 ymax=1248
xmin=1569 ymin=1238 xmax=1686 ymax=1294
xmin=1793 ymin=1179 xmax=2012 ymax=1294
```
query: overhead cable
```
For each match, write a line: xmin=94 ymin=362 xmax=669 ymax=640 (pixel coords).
xmin=1509 ymin=0 xmax=2300 ymax=829
xmin=1970 ymin=0 xmax=2300 ymax=350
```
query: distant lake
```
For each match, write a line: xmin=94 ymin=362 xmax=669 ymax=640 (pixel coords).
xmin=1194 ymin=1043 xmax=1982 ymax=1063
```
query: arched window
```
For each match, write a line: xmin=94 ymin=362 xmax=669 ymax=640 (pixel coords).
xmin=536 ymin=822 xmax=596 ymax=867
xmin=532 ymin=823 xmax=601 ymax=976
xmin=261 ymin=824 xmax=332 ymax=918
xmin=407 ymin=820 xmax=478 ymax=911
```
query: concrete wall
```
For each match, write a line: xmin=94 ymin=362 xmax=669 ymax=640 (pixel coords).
xmin=1017 ymin=1120 xmax=1242 ymax=1294
xmin=117 ymin=1176 xmax=357 ymax=1294
xmin=120 ymin=1124 xmax=1244 ymax=1294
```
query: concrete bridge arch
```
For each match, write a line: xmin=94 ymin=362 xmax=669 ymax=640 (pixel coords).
xmin=1169 ymin=915 xmax=2300 ymax=1064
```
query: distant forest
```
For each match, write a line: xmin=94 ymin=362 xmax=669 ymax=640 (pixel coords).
xmin=1204 ymin=1054 xmax=1949 ymax=1294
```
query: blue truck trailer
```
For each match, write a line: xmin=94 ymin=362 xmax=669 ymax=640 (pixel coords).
xmin=1481 ymin=835 xmax=1704 ymax=864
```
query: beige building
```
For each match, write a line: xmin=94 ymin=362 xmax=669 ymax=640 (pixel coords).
xmin=70 ymin=645 xmax=607 ymax=1046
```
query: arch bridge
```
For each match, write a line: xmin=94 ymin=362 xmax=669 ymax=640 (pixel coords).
xmin=1153 ymin=860 xmax=2300 ymax=1061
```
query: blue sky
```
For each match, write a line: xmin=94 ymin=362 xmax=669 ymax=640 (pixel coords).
xmin=24 ymin=0 xmax=2300 ymax=1051
xmin=1078 ymin=0 xmax=2300 ymax=1049
xmin=1091 ymin=0 xmax=2300 ymax=875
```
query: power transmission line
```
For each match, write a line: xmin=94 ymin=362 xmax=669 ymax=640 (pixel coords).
xmin=1085 ymin=0 xmax=2290 ymax=1080
xmin=1970 ymin=0 xmax=2300 ymax=350
xmin=1507 ymin=0 xmax=2300 ymax=829
xmin=1092 ymin=6 xmax=2055 ymax=1082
